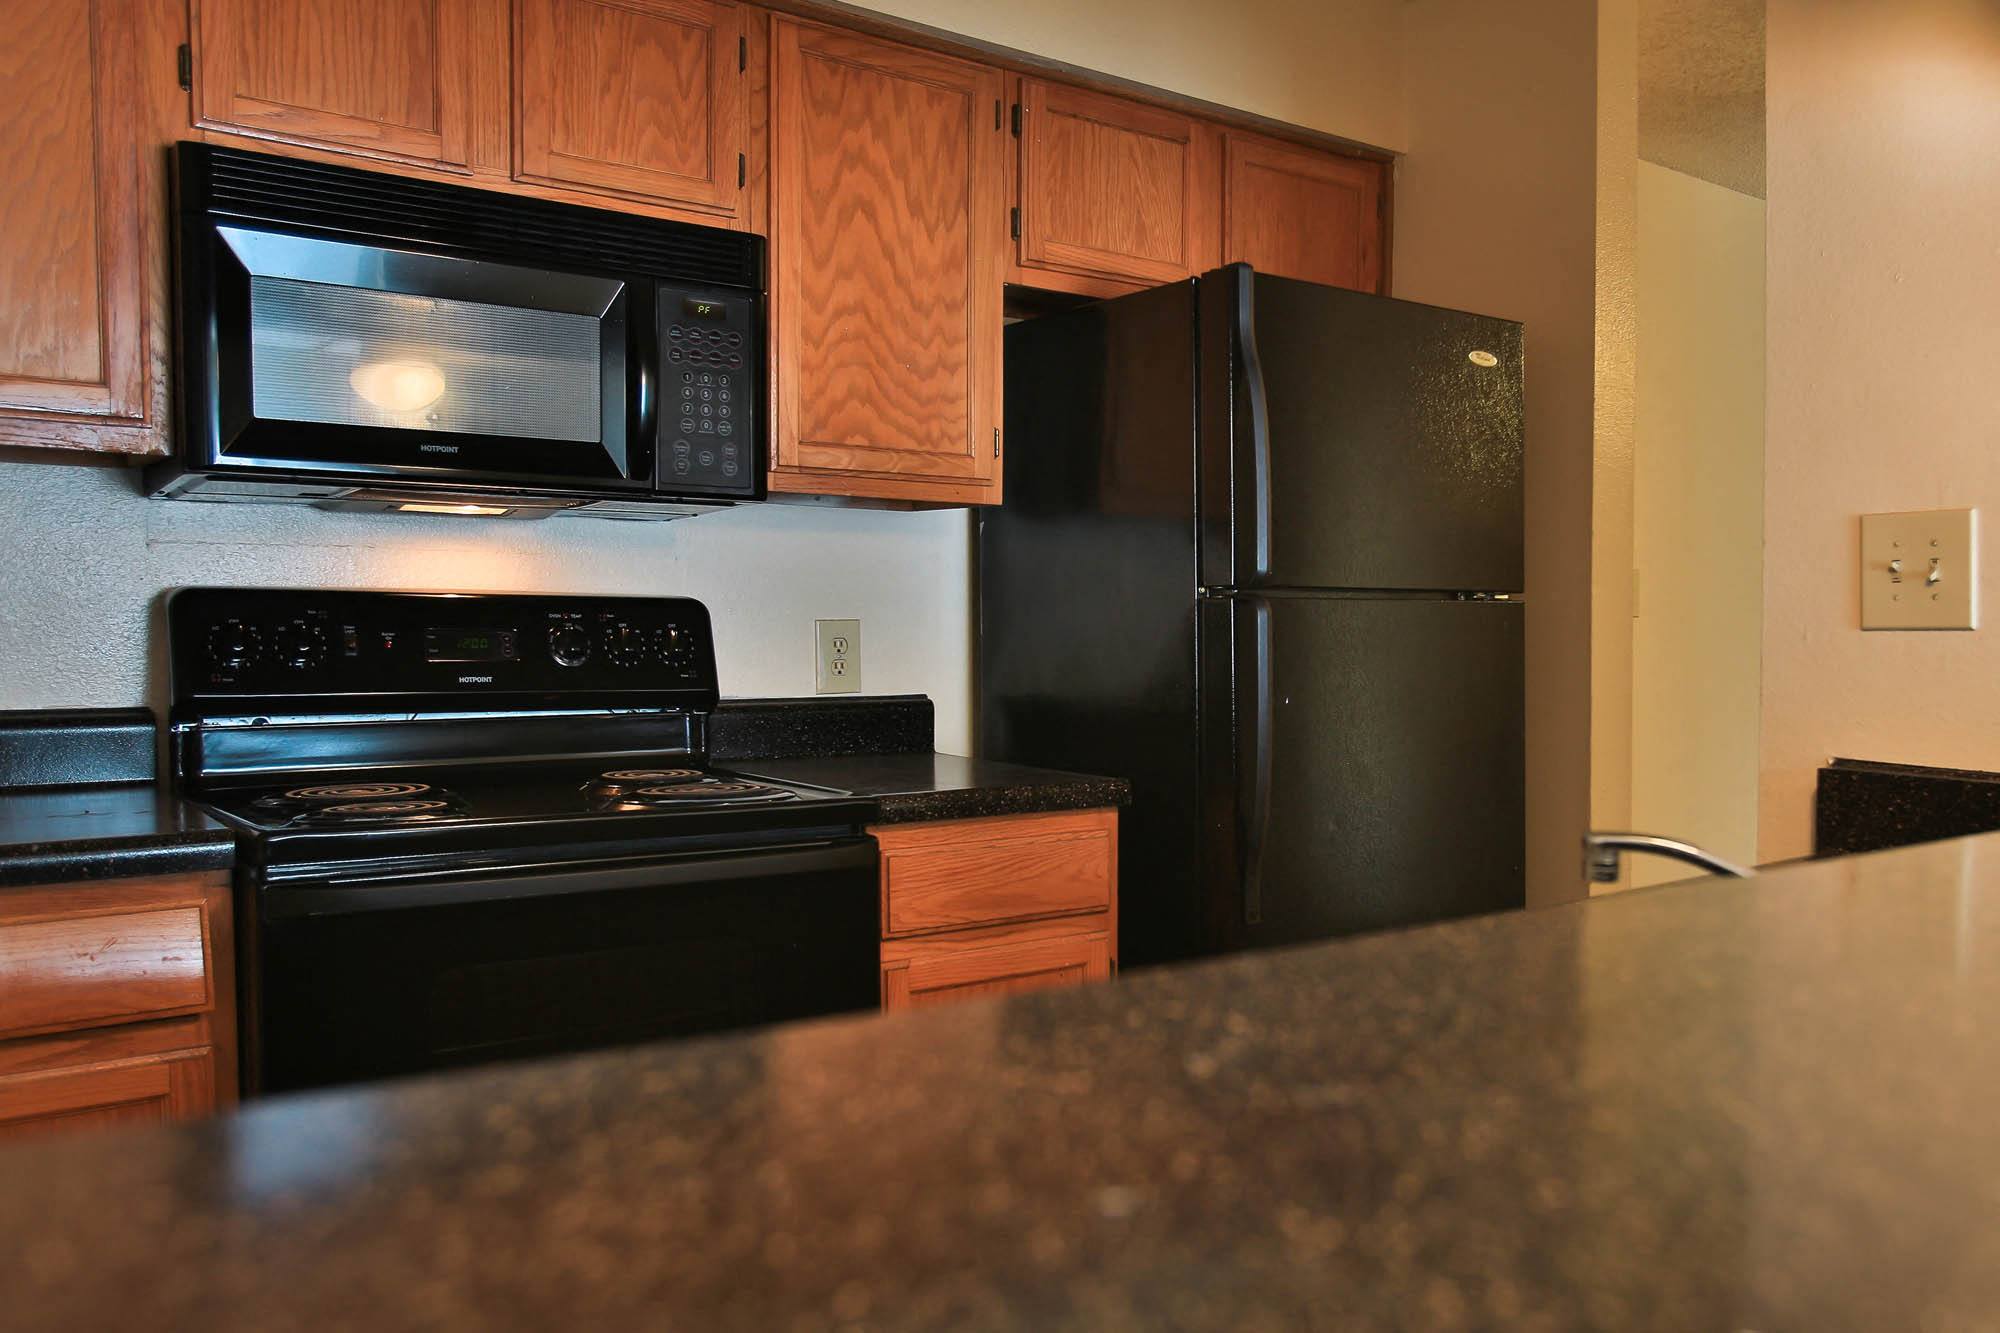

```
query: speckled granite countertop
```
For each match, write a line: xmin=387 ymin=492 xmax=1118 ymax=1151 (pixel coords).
xmin=730 ymin=752 xmax=1129 ymax=823
xmin=13 ymin=831 xmax=2000 ymax=1328
xmin=0 ymin=785 xmax=235 ymax=887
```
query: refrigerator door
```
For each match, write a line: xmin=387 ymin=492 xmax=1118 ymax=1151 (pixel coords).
xmin=1211 ymin=593 xmax=1524 ymax=949
xmin=1199 ymin=265 xmax=1524 ymax=594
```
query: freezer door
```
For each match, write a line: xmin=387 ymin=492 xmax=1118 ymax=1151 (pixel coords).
xmin=1215 ymin=594 xmax=1524 ymax=949
xmin=1202 ymin=266 xmax=1524 ymax=593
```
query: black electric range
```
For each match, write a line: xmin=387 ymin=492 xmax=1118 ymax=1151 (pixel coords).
xmin=168 ymin=587 xmax=883 ymax=1096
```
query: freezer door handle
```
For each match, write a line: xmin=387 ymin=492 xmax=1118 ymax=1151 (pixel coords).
xmin=1242 ymin=596 xmax=1274 ymax=925
xmin=1235 ymin=266 xmax=1274 ymax=580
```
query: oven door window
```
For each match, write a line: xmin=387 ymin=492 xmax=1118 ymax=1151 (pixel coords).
xmin=200 ymin=225 xmax=643 ymax=486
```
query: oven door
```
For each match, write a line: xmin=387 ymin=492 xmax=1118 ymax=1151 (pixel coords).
xmin=183 ymin=220 xmax=653 ymax=490
xmin=245 ymin=837 xmax=879 ymax=1095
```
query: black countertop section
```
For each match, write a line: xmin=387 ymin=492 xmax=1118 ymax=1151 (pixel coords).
xmin=730 ymin=752 xmax=1129 ymax=823
xmin=709 ymin=694 xmax=934 ymax=760
xmin=0 ymin=707 xmax=156 ymax=788
xmin=1817 ymin=756 xmax=2000 ymax=856
xmin=0 ymin=785 xmax=235 ymax=887
xmin=14 ymin=832 xmax=2000 ymax=1327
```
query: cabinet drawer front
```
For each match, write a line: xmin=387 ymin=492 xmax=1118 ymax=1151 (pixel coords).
xmin=882 ymin=925 xmax=1110 ymax=1011
xmin=0 ymin=907 xmax=212 ymax=1039
xmin=876 ymin=810 xmax=1115 ymax=937
xmin=0 ymin=1048 xmax=216 ymax=1143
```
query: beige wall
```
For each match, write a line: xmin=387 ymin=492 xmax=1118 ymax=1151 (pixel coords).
xmin=851 ymin=0 xmax=1410 ymax=149
xmin=1631 ymin=161 xmax=1765 ymax=886
xmin=0 ymin=456 xmax=977 ymax=745
xmin=1396 ymin=0 xmax=1632 ymax=905
xmin=1761 ymin=0 xmax=2000 ymax=860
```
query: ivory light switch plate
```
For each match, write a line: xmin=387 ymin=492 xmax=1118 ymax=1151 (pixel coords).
xmin=815 ymin=618 xmax=860 ymax=693
xmin=1860 ymin=508 xmax=1977 ymax=630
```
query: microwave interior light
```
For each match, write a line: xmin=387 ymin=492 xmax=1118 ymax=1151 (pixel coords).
xmin=350 ymin=360 xmax=447 ymax=413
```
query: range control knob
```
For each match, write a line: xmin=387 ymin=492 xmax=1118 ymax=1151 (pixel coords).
xmin=269 ymin=619 xmax=328 ymax=671
xmin=657 ymin=625 xmax=701 ymax=673
xmin=206 ymin=620 xmax=263 ymax=672
xmin=603 ymin=623 xmax=648 ymax=668
xmin=549 ymin=623 xmax=592 ymax=668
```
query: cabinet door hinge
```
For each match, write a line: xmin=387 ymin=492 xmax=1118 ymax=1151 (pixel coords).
xmin=738 ymin=153 xmax=746 ymax=188
xmin=176 ymin=43 xmax=192 ymax=91
xmin=1009 ymin=206 xmax=1020 ymax=240
xmin=1010 ymin=102 xmax=1022 ymax=137
xmin=993 ymin=428 xmax=1000 ymax=458
xmin=739 ymin=36 xmax=747 ymax=72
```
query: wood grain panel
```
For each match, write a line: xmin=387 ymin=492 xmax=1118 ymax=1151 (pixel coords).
xmin=0 ymin=0 xmax=147 ymax=422
xmin=0 ymin=907 xmax=211 ymax=1040
xmin=1017 ymin=79 xmax=1216 ymax=287
xmin=0 ymin=1048 xmax=215 ymax=1143
xmin=1222 ymin=131 xmax=1385 ymax=293
xmin=881 ymin=919 xmax=1111 ymax=1012
xmin=193 ymin=0 xmax=478 ymax=168
xmin=874 ymin=809 xmax=1115 ymax=938
xmin=515 ymin=0 xmax=746 ymax=217
xmin=770 ymin=19 xmax=1004 ymax=503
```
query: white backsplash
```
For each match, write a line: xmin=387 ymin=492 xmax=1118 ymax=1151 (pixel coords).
xmin=0 ymin=457 xmax=972 ymax=752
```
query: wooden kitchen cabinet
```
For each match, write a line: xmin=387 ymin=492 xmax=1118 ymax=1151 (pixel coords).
xmin=874 ymin=808 xmax=1118 ymax=1013
xmin=0 ymin=0 xmax=165 ymax=454
xmin=514 ymin=0 xmax=751 ymax=222
xmin=1221 ymin=130 xmax=1386 ymax=293
xmin=190 ymin=0 xmax=489 ymax=170
xmin=0 ymin=872 xmax=236 ymax=1143
xmin=1010 ymin=78 xmax=1218 ymax=297
xmin=767 ymin=18 xmax=1006 ymax=506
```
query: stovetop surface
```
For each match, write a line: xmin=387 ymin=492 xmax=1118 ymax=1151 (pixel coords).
xmin=191 ymin=759 xmax=865 ymax=838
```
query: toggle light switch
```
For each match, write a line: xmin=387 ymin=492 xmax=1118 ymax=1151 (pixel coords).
xmin=1860 ymin=508 xmax=1977 ymax=630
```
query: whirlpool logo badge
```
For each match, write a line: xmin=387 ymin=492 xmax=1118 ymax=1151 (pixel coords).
xmin=458 ymin=675 xmax=495 ymax=685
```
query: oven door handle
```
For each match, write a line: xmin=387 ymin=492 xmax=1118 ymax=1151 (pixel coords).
xmin=261 ymin=838 xmax=878 ymax=919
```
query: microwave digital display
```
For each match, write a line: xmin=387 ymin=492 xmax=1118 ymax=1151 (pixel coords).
xmin=424 ymin=628 xmax=519 ymax=663
xmin=682 ymin=297 xmax=728 ymax=321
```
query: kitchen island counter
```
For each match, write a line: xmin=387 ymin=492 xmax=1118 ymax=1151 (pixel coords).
xmin=8 ymin=831 xmax=2000 ymax=1328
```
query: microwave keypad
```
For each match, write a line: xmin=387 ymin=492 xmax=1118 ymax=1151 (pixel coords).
xmin=662 ymin=308 xmax=750 ymax=488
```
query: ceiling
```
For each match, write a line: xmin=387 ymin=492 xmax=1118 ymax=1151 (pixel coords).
xmin=1638 ymin=0 xmax=1766 ymax=197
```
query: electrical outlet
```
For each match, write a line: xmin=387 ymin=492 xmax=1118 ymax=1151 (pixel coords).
xmin=1860 ymin=508 xmax=1978 ymax=630
xmin=815 ymin=618 xmax=860 ymax=694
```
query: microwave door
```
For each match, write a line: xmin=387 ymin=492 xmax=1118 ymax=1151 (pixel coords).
xmin=192 ymin=225 xmax=649 ymax=489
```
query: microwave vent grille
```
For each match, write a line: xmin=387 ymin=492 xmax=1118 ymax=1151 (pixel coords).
xmin=192 ymin=144 xmax=758 ymax=289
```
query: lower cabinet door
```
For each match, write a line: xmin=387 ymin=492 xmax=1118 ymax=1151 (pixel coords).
xmin=882 ymin=923 xmax=1112 ymax=1012
xmin=0 ymin=1049 xmax=215 ymax=1143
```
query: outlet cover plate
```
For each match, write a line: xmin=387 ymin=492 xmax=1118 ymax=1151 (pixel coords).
xmin=1860 ymin=508 xmax=1978 ymax=630
xmin=815 ymin=618 xmax=860 ymax=694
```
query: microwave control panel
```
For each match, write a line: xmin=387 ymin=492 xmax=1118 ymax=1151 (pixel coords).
xmin=660 ymin=286 xmax=756 ymax=494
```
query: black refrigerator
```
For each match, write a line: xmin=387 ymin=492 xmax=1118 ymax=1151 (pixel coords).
xmin=980 ymin=264 xmax=1525 ymax=969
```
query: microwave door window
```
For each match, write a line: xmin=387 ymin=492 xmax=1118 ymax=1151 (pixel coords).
xmin=204 ymin=225 xmax=637 ymax=485
xmin=249 ymin=280 xmax=601 ymax=442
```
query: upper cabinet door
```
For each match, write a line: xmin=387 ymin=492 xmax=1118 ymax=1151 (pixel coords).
xmin=0 ymin=0 xmax=149 ymax=433
xmin=770 ymin=20 xmax=1005 ymax=505
xmin=514 ymin=0 xmax=748 ymax=220
xmin=1015 ymin=80 xmax=1216 ymax=289
xmin=192 ymin=0 xmax=477 ymax=169
xmin=1222 ymin=132 xmax=1385 ymax=293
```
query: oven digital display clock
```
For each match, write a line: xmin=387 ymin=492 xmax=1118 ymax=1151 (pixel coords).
xmin=424 ymin=628 xmax=520 ymax=663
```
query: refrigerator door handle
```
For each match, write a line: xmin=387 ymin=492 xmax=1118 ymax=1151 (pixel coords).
xmin=1235 ymin=268 xmax=1274 ymax=581
xmin=1242 ymin=596 xmax=1274 ymax=925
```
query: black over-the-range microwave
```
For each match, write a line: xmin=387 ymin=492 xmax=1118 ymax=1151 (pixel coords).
xmin=147 ymin=142 xmax=764 ymax=520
